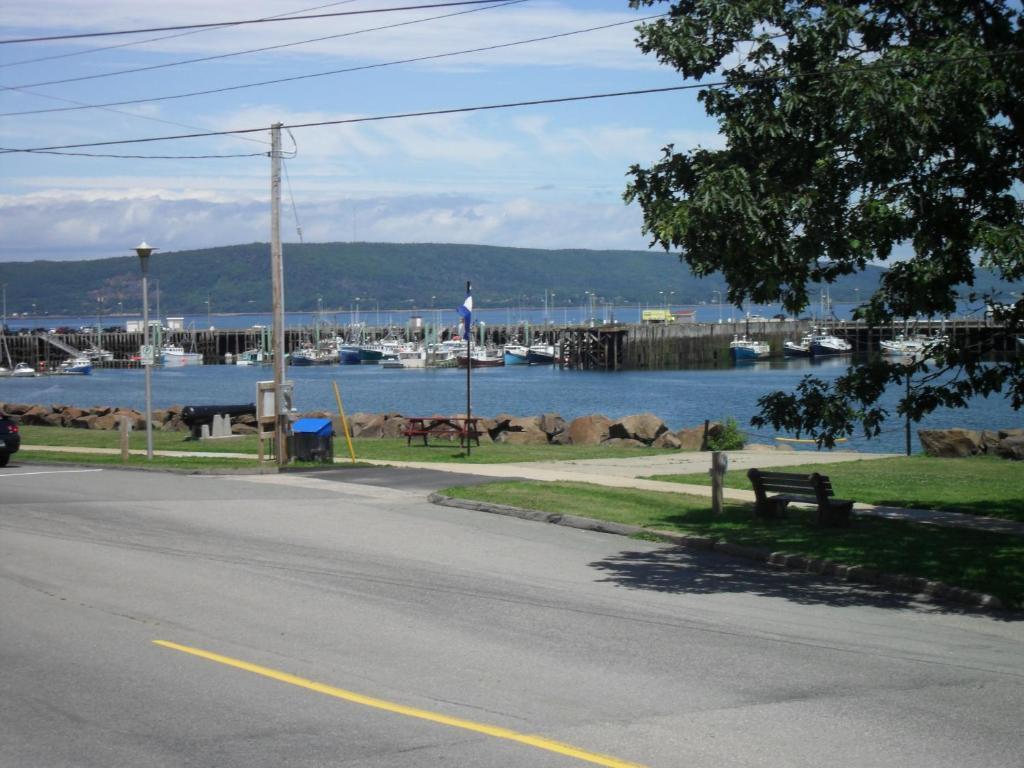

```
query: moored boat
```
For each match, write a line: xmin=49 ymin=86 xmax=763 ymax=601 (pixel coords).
xmin=808 ymin=331 xmax=852 ymax=356
xmin=503 ymin=344 xmax=529 ymax=365
xmin=729 ymin=335 xmax=770 ymax=361
xmin=58 ymin=356 xmax=93 ymax=375
xmin=526 ymin=343 xmax=558 ymax=365
xmin=162 ymin=344 xmax=204 ymax=366
xmin=456 ymin=347 xmax=505 ymax=368
xmin=11 ymin=362 xmax=37 ymax=377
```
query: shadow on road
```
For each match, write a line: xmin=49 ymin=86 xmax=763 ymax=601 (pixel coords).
xmin=589 ymin=546 xmax=1020 ymax=620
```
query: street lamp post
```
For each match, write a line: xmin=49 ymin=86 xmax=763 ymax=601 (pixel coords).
xmin=712 ymin=290 xmax=722 ymax=324
xmin=135 ymin=242 xmax=157 ymax=461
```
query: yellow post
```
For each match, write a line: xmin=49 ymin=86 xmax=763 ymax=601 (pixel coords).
xmin=332 ymin=380 xmax=356 ymax=463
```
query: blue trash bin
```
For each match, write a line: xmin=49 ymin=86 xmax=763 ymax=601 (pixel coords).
xmin=290 ymin=418 xmax=334 ymax=463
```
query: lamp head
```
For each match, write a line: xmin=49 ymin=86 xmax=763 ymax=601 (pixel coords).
xmin=134 ymin=241 xmax=157 ymax=261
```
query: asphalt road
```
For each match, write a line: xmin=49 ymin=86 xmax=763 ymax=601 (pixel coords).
xmin=1 ymin=465 xmax=1022 ymax=768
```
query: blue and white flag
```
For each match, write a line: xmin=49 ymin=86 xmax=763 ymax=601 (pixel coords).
xmin=457 ymin=286 xmax=473 ymax=340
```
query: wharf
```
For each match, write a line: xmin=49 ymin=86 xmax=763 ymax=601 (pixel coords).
xmin=1 ymin=316 xmax=1015 ymax=372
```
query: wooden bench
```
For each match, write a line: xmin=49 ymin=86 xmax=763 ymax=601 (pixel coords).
xmin=747 ymin=469 xmax=854 ymax=527
xmin=401 ymin=416 xmax=481 ymax=448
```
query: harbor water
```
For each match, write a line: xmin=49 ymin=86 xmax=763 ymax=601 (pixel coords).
xmin=0 ymin=355 xmax=1018 ymax=454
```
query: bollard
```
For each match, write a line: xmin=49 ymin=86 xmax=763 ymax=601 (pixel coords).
xmin=709 ymin=450 xmax=728 ymax=515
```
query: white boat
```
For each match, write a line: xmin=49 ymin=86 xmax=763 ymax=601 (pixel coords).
xmin=880 ymin=334 xmax=926 ymax=358
xmin=729 ymin=335 xmax=770 ymax=361
xmin=382 ymin=348 xmax=427 ymax=369
xmin=808 ymin=331 xmax=852 ymax=356
xmin=58 ymin=356 xmax=93 ymax=375
xmin=162 ymin=345 xmax=204 ymax=366
xmin=288 ymin=345 xmax=336 ymax=366
xmin=11 ymin=362 xmax=37 ymax=377
xmin=83 ymin=346 xmax=113 ymax=363
xmin=526 ymin=343 xmax=559 ymax=365
xmin=783 ymin=332 xmax=813 ymax=357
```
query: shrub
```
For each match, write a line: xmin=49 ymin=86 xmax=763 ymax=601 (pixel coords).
xmin=707 ymin=417 xmax=745 ymax=451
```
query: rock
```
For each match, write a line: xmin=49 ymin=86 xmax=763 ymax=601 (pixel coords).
xmin=92 ymin=413 xmax=122 ymax=431
xmin=994 ymin=435 xmax=1024 ymax=460
xmin=918 ymin=428 xmax=984 ymax=457
xmin=979 ymin=430 xmax=1002 ymax=454
xmin=651 ymin=431 xmax=682 ymax=449
xmin=42 ymin=412 xmax=65 ymax=427
xmin=567 ymin=414 xmax=611 ymax=445
xmin=506 ymin=416 xmax=541 ymax=432
xmin=538 ymin=413 xmax=567 ymax=438
xmin=70 ymin=414 xmax=98 ymax=429
xmin=19 ymin=405 xmax=52 ymax=425
xmin=380 ymin=413 xmax=405 ymax=439
xmin=351 ymin=412 xmax=385 ymax=438
xmin=602 ymin=437 xmax=646 ymax=448
xmin=231 ymin=423 xmax=259 ymax=435
xmin=608 ymin=412 xmax=667 ymax=444
xmin=1 ymin=402 xmax=33 ymax=416
xmin=999 ymin=428 xmax=1024 ymax=439
xmin=495 ymin=429 xmax=549 ymax=445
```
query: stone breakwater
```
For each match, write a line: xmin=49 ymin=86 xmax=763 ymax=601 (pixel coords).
xmin=918 ymin=428 xmax=1024 ymax=460
xmin=0 ymin=401 xmax=748 ymax=449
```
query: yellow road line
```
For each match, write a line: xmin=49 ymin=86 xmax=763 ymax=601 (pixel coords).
xmin=153 ymin=640 xmax=647 ymax=768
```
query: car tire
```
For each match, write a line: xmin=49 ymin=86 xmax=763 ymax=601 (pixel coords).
xmin=0 ymin=454 xmax=9 ymax=467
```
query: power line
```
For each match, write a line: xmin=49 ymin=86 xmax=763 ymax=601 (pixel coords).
xmin=0 ymin=0 xmax=514 ymax=45
xmin=4 ymin=0 xmax=528 ymax=89
xmin=4 ymin=47 xmax=1020 ymax=156
xmin=2 ymin=149 xmax=270 ymax=159
xmin=0 ymin=13 xmax=662 ymax=117
xmin=0 ymin=0 xmax=362 ymax=69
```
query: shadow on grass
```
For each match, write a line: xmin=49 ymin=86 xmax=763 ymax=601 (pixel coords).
xmin=588 ymin=546 xmax=1022 ymax=620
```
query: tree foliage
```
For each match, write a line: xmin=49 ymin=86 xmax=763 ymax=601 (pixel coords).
xmin=625 ymin=0 xmax=1024 ymax=445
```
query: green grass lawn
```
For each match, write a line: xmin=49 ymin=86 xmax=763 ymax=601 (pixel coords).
xmin=646 ymin=455 xmax=1024 ymax=522
xmin=442 ymin=480 xmax=1024 ymax=608
xmin=18 ymin=426 xmax=678 ymax=463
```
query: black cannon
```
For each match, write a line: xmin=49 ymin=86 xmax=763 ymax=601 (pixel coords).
xmin=180 ymin=403 xmax=256 ymax=439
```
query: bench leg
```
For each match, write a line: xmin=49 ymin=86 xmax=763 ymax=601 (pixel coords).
xmin=754 ymin=499 xmax=789 ymax=520
xmin=817 ymin=502 xmax=853 ymax=527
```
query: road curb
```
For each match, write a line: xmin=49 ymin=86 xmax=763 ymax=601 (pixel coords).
xmin=428 ymin=493 xmax=1007 ymax=613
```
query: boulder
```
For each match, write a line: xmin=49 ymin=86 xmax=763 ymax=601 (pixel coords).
xmin=92 ymin=413 xmax=122 ymax=431
xmin=20 ymin=405 xmax=53 ymax=425
xmin=999 ymin=428 xmax=1024 ymax=439
xmin=232 ymin=423 xmax=259 ymax=435
xmin=381 ymin=413 xmax=405 ymax=439
xmin=608 ymin=412 xmax=667 ymax=444
xmin=506 ymin=415 xmax=541 ymax=432
xmin=538 ymin=413 xmax=567 ymax=438
xmin=70 ymin=414 xmax=98 ymax=429
xmin=567 ymin=414 xmax=612 ymax=445
xmin=676 ymin=422 xmax=723 ymax=451
xmin=60 ymin=406 xmax=87 ymax=426
xmin=994 ymin=435 xmax=1024 ymax=460
xmin=1 ymin=402 xmax=33 ymax=416
xmin=918 ymin=428 xmax=984 ymax=458
xmin=651 ymin=430 xmax=682 ymax=449
xmin=350 ymin=412 xmax=385 ymax=438
xmin=494 ymin=429 xmax=549 ymax=445
xmin=42 ymin=412 xmax=65 ymax=427
xmin=979 ymin=430 xmax=1002 ymax=454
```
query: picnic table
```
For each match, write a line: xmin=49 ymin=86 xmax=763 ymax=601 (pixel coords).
xmin=401 ymin=416 xmax=482 ymax=448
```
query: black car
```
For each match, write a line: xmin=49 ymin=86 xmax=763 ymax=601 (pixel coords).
xmin=0 ymin=414 xmax=20 ymax=467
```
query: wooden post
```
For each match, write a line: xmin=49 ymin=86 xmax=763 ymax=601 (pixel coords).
xmin=119 ymin=415 xmax=132 ymax=461
xmin=710 ymin=451 xmax=728 ymax=515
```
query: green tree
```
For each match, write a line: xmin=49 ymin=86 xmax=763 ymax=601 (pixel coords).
xmin=625 ymin=0 xmax=1023 ymax=446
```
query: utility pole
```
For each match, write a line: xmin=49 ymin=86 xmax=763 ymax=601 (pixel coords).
xmin=271 ymin=123 xmax=287 ymax=466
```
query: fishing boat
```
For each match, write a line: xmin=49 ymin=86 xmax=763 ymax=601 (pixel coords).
xmin=880 ymin=334 xmax=926 ymax=358
xmin=783 ymin=333 xmax=813 ymax=357
xmin=162 ymin=344 xmax=204 ymax=366
xmin=729 ymin=335 xmax=770 ymax=361
xmin=503 ymin=344 xmax=529 ymax=365
xmin=808 ymin=331 xmax=852 ymax=356
xmin=288 ymin=345 xmax=336 ymax=366
xmin=233 ymin=348 xmax=267 ymax=366
xmin=58 ymin=356 xmax=93 ymax=375
xmin=526 ymin=343 xmax=558 ymax=365
xmin=456 ymin=347 xmax=505 ymax=368
xmin=382 ymin=348 xmax=427 ymax=369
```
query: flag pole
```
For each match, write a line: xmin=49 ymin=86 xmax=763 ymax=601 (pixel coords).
xmin=465 ymin=280 xmax=472 ymax=457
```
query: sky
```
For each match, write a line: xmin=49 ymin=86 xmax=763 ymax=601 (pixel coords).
xmin=0 ymin=0 xmax=723 ymax=262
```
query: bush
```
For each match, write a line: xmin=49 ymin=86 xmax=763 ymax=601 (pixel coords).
xmin=707 ymin=417 xmax=745 ymax=451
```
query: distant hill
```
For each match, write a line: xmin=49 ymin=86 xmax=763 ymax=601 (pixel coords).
xmin=0 ymin=241 xmax=1016 ymax=317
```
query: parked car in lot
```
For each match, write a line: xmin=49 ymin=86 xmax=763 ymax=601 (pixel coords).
xmin=0 ymin=413 xmax=21 ymax=467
